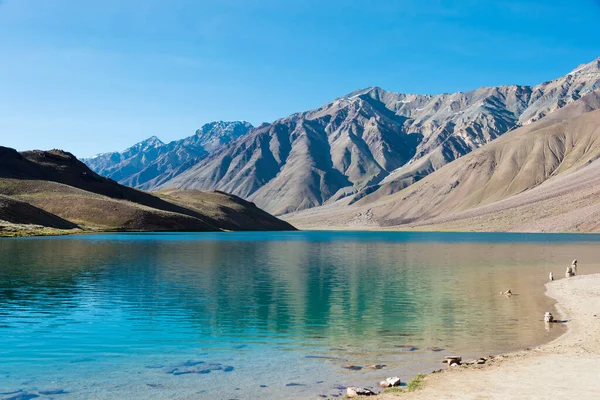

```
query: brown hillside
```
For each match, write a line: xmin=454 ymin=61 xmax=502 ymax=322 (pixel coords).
xmin=158 ymin=189 xmax=296 ymax=231
xmin=0 ymin=194 xmax=78 ymax=229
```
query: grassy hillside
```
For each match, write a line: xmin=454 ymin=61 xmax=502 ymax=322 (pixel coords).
xmin=0 ymin=147 xmax=295 ymax=236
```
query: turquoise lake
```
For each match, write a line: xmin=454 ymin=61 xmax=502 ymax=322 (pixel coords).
xmin=2 ymin=231 xmax=600 ymax=399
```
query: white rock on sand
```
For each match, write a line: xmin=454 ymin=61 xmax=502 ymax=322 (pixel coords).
xmin=379 ymin=274 xmax=600 ymax=399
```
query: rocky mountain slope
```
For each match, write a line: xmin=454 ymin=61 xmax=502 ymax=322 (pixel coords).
xmin=83 ymin=121 xmax=253 ymax=190
xmin=283 ymin=90 xmax=600 ymax=232
xmin=0 ymin=146 xmax=294 ymax=235
xmin=161 ymin=57 xmax=600 ymax=215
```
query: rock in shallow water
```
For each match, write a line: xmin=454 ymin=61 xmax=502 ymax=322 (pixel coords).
xmin=395 ymin=345 xmax=420 ymax=351
xmin=342 ymin=365 xmax=363 ymax=371
xmin=427 ymin=347 xmax=445 ymax=352
xmin=365 ymin=364 xmax=386 ymax=370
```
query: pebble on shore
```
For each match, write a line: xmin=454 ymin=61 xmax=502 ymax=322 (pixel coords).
xmin=346 ymin=387 xmax=377 ymax=397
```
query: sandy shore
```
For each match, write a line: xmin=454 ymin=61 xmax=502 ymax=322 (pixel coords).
xmin=379 ymin=273 xmax=600 ymax=399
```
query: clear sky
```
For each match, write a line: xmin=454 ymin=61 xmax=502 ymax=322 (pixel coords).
xmin=1 ymin=0 xmax=599 ymax=158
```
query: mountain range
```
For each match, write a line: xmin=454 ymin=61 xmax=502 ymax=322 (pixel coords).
xmin=80 ymin=57 xmax=600 ymax=232
xmin=85 ymin=57 xmax=600 ymax=220
xmin=83 ymin=121 xmax=253 ymax=190
xmin=285 ymin=90 xmax=600 ymax=231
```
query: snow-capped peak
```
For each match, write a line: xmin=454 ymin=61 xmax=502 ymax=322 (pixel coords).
xmin=568 ymin=56 xmax=600 ymax=76
xmin=126 ymin=136 xmax=165 ymax=151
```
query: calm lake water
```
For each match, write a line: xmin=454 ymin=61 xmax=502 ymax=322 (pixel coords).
xmin=2 ymin=231 xmax=600 ymax=399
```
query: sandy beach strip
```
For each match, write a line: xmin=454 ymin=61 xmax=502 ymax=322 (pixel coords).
xmin=379 ymin=273 xmax=600 ymax=399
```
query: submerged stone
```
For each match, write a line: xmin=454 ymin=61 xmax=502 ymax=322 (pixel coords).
xmin=146 ymin=384 xmax=164 ymax=389
xmin=38 ymin=389 xmax=68 ymax=395
xmin=0 ymin=391 xmax=22 ymax=396
xmin=183 ymin=360 xmax=205 ymax=367
xmin=4 ymin=393 xmax=39 ymax=400
xmin=69 ymin=357 xmax=95 ymax=363
xmin=395 ymin=345 xmax=419 ymax=351
xmin=172 ymin=370 xmax=192 ymax=376
xmin=204 ymin=364 xmax=222 ymax=371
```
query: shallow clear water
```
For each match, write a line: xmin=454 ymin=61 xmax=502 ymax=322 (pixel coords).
xmin=2 ymin=231 xmax=600 ymax=399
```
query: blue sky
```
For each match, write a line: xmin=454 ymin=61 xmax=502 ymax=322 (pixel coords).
xmin=1 ymin=0 xmax=599 ymax=158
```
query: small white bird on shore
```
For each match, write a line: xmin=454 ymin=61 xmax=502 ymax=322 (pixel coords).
xmin=572 ymin=259 xmax=578 ymax=275
xmin=549 ymin=272 xmax=554 ymax=281
xmin=544 ymin=312 xmax=554 ymax=323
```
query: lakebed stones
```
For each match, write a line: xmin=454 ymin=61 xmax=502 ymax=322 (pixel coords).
xmin=342 ymin=365 xmax=363 ymax=371
xmin=379 ymin=377 xmax=401 ymax=388
xmin=346 ymin=387 xmax=377 ymax=397
xmin=183 ymin=360 xmax=205 ymax=367
xmin=164 ymin=361 xmax=234 ymax=376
